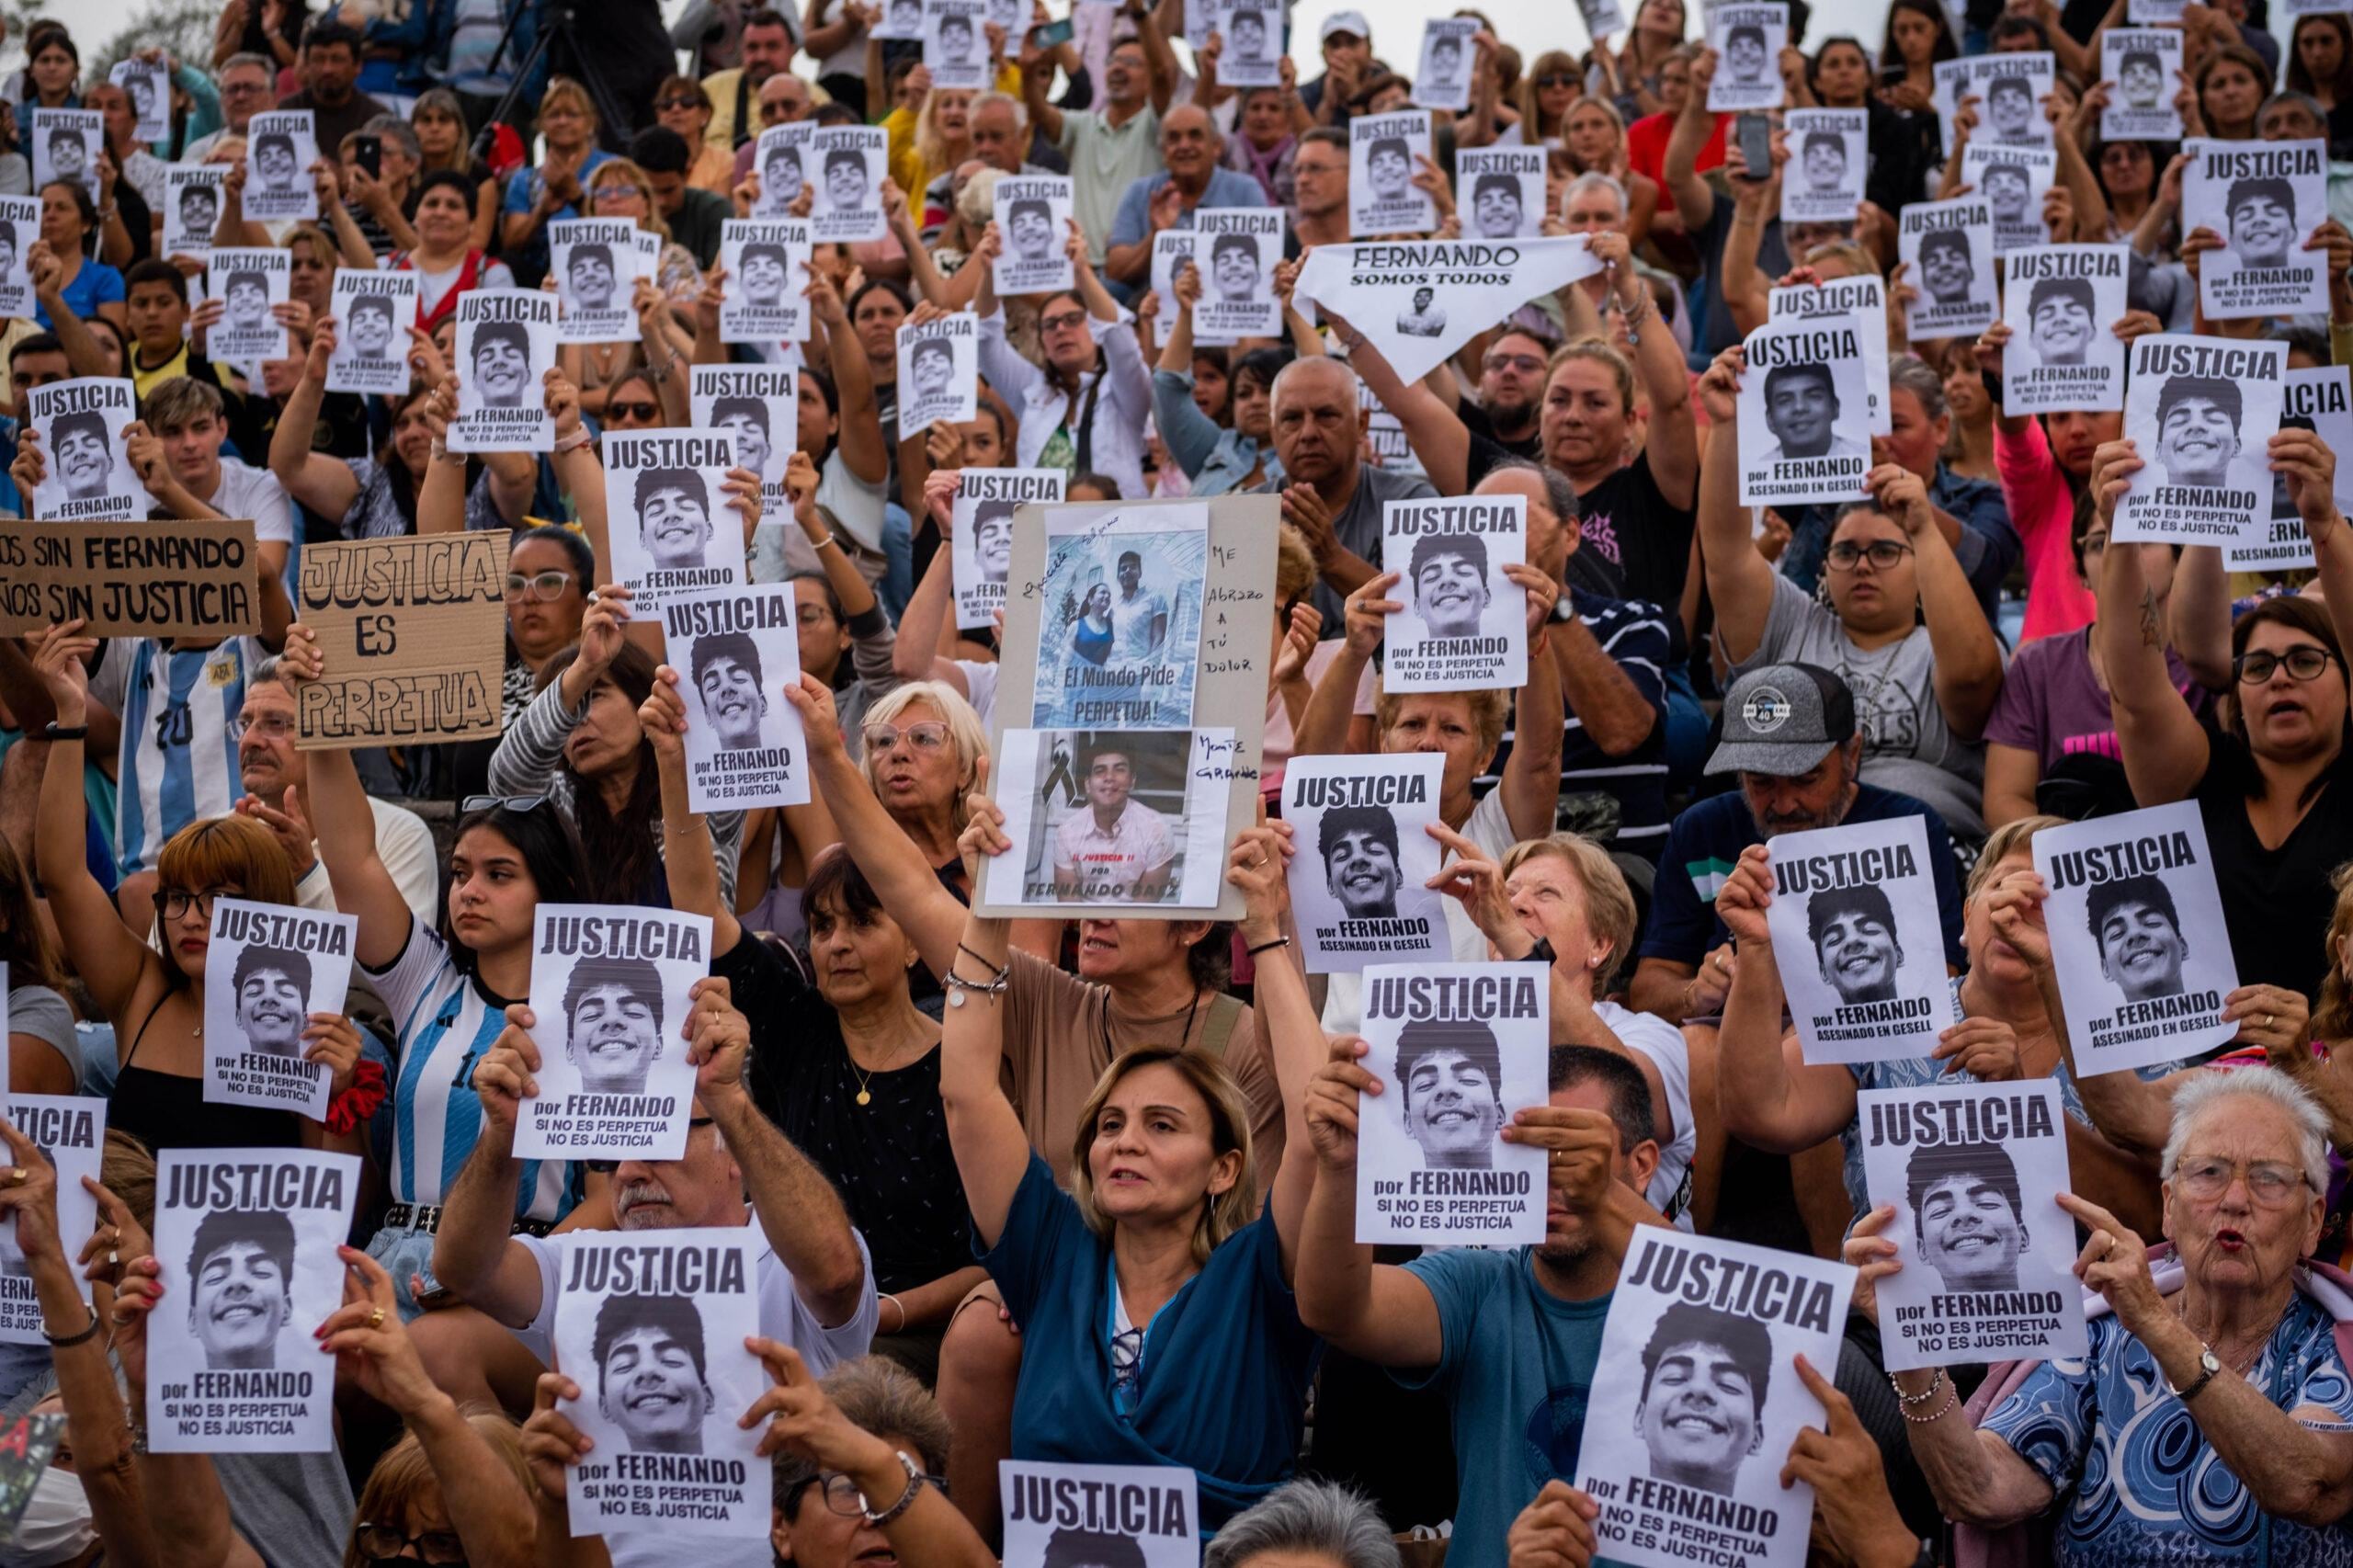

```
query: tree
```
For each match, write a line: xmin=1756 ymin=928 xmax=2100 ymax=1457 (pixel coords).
xmin=96 ymin=0 xmax=219 ymax=76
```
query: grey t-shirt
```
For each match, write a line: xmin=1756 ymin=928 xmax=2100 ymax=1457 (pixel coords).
xmin=8 ymin=986 xmax=77 ymax=1080
xmin=1256 ymin=463 xmax=1439 ymax=633
xmin=1733 ymin=573 xmax=1988 ymax=838
xmin=218 ymin=1450 xmax=356 ymax=1568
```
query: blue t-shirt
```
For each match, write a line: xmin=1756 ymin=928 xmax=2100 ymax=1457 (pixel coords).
xmin=1106 ymin=166 xmax=1271 ymax=254
xmin=1638 ymin=783 xmax=1968 ymax=971
xmin=34 ymin=260 xmax=123 ymax=332
xmin=1982 ymin=1291 xmax=2353 ymax=1567
xmin=979 ymin=1152 xmax=1321 ymax=1530
xmin=1394 ymin=1248 xmax=1615 ymax=1564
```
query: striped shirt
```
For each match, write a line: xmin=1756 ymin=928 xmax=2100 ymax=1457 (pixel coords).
xmin=1473 ymin=589 xmax=1673 ymax=858
xmin=369 ymin=920 xmax=575 ymax=1222
xmin=91 ymin=638 xmax=256 ymax=879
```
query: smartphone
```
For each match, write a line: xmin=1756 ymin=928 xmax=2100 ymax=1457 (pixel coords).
xmin=1029 ymin=17 xmax=1074 ymax=48
xmin=1733 ymin=113 xmax=1771 ymax=180
xmin=354 ymin=133 xmax=382 ymax=179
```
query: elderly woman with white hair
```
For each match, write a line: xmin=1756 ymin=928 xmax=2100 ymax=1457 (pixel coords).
xmin=1851 ymin=1067 xmax=2353 ymax=1563
xmin=1204 ymin=1480 xmax=1401 ymax=1568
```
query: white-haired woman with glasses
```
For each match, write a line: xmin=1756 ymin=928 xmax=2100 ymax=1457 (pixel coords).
xmin=1853 ymin=1068 xmax=2353 ymax=1563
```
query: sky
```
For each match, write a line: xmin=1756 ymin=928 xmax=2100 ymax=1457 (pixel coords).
xmin=43 ymin=0 xmax=1903 ymax=85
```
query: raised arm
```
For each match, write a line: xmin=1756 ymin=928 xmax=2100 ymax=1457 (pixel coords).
xmin=430 ymin=1013 xmax=558 ymax=1325
xmin=1693 ymin=349 xmax=1778 ymax=661
xmin=1711 ymin=845 xmax=1866 ymax=1152
xmin=813 ymin=268 xmax=889 ymax=485
xmin=1017 ymin=33 xmax=1067 ymax=147
xmin=1296 ymin=575 xmax=1388 ymax=759
xmin=2089 ymin=441 xmax=2212 ymax=804
xmin=1324 ymin=305 xmax=1471 ymax=496
xmin=269 ymin=327 xmax=366 ymax=522
xmin=1224 ymin=821 xmax=1321 ymax=1278
xmin=1662 ymin=49 xmax=1722 ymax=232
xmin=1881 ymin=463 xmax=2004 ymax=740
xmin=1596 ymin=229 xmax=1696 ymax=508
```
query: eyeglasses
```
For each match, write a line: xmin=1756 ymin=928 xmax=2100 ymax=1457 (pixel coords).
xmin=2173 ymin=1156 xmax=2313 ymax=1206
xmin=592 ymin=184 xmax=644 ymax=203
xmin=233 ymin=712 xmax=296 ymax=741
xmin=797 ymin=1468 xmax=952 ymax=1517
xmin=1536 ymin=72 xmax=1578 ymax=89
xmin=1483 ymin=351 xmax=1545 ymax=375
xmin=505 ymin=569 xmax=575 ymax=602
xmin=654 ymin=94 xmax=704 ymax=112
xmin=460 ymin=794 xmax=550 ymax=813
xmin=584 ymin=1117 xmax=713 ymax=1173
xmin=606 ymin=399 xmax=660 ymax=422
xmin=863 ymin=720 xmax=951 ymax=754
xmin=1039 ymin=310 xmax=1088 ymax=333
xmin=222 ymin=79 xmax=272 ymax=97
xmin=1108 ymin=1323 xmax=1144 ymax=1415
xmin=153 ymin=885 xmax=236 ymax=921
xmin=357 ymin=1523 xmax=466 ymax=1565
xmin=1825 ymin=540 xmax=1914 ymax=571
xmin=2234 ymin=645 xmax=2338 ymax=685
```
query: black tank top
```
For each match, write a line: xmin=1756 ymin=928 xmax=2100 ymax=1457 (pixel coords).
xmin=108 ymin=994 xmax=300 ymax=1155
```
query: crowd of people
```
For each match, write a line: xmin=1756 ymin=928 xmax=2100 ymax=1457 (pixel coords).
xmin=1 ymin=0 xmax=2352 ymax=1564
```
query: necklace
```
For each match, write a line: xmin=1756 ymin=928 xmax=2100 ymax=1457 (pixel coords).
xmin=847 ymin=1022 xmax=932 ymax=1107
xmin=1101 ymin=985 xmax=1204 ymax=1067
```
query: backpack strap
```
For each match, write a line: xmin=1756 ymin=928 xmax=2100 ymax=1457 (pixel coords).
xmin=1197 ymin=991 xmax=1246 ymax=1060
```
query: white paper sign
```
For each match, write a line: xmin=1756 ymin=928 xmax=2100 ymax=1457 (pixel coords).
xmin=1933 ymin=52 xmax=2055 ymax=157
xmin=1779 ymin=109 xmax=1865 ymax=227
xmin=449 ymin=290 xmax=557 ymax=453
xmin=0 ymin=196 xmax=35 ymax=321
xmin=1294 ymin=237 xmax=1604 ymax=387
xmin=1417 ymin=17 xmax=1478 ymax=111
xmin=1032 ymin=500 xmax=1206 ymax=727
xmin=1766 ymin=275 xmax=1890 ymax=436
xmin=871 ymin=0 xmax=924 ymax=39
xmin=896 ymin=313 xmax=981 ymax=437
xmin=28 ymin=377 xmax=142 ymax=521
xmin=719 ymin=219 xmax=812 ymax=346
xmin=1960 ymin=141 xmax=2056 ymax=255
xmin=1000 ymin=1461 xmax=1200 ymax=1567
xmin=518 ymin=905 xmax=714 ymax=1163
xmin=2187 ymin=138 xmax=2330 ymax=320
xmin=923 ymin=0 xmax=991 ymax=87
xmin=1859 ymin=1079 xmax=2087 ymax=1371
xmin=1765 ymin=814 xmax=1959 ymax=1063
xmin=206 ymin=247 xmax=291 ymax=366
xmin=1736 ymin=320 xmax=1874 ymax=508
xmin=994 ymin=176 xmax=1075 ymax=297
xmin=1151 ymin=230 xmax=1222 ymax=344
xmin=1574 ymin=1228 xmax=1854 ymax=1568
xmin=2128 ymin=0 xmax=2185 ymax=20
xmin=1192 ymin=208 xmax=1281 ymax=338
xmin=1896 ymin=196 xmax=1996 ymax=340
xmin=2101 ymin=29 xmax=2184 ymax=142
xmin=602 ymin=429 xmax=745 ymax=611
xmin=2030 ymin=801 xmax=2239 ymax=1071
xmin=29 ymin=109 xmax=102 ymax=203
xmin=163 ymin=165 xmax=226 ymax=259
xmin=753 ymin=122 xmax=814 ymax=217
xmin=1284 ymin=756 xmax=1449 ymax=973
xmin=1349 ymin=111 xmax=1437 ymax=237
xmin=555 ymin=1231 xmax=767 ymax=1540
xmin=953 ymin=468 xmax=1063 ymax=630
xmin=1354 ymin=961 xmax=1548 ymax=1243
xmin=244 ymin=111 xmax=320 ymax=222
xmin=2000 ymin=244 xmax=2130 ymax=415
xmin=1707 ymin=4 xmax=1787 ymax=111
xmin=2233 ymin=365 xmax=2353 ymax=571
xmin=984 ymin=727 xmax=1232 ymax=908
xmin=147 ymin=1150 xmax=360 ymax=1452
xmin=110 ymin=59 xmax=169 ymax=142
xmin=1580 ymin=0 xmax=1629 ymax=34
xmin=202 ymin=900 xmax=355 ymax=1122
xmin=661 ymin=585 xmax=810 ymax=811
xmin=0 ymin=1095 xmax=103 ymax=1346
xmin=1459 ymin=146 xmax=1546 ymax=239
xmin=1381 ymin=494 xmax=1528 ymax=691
xmin=810 ymin=126 xmax=888 ymax=244
xmin=692 ymin=365 xmax=795 ymax=518
xmin=551 ymin=218 xmax=654 ymax=346
xmin=2113 ymin=334 xmax=2285 ymax=545
xmin=326 ymin=269 xmax=419 ymax=398
xmin=1212 ymin=0 xmax=1282 ymax=87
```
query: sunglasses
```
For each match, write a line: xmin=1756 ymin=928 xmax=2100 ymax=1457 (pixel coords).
xmin=460 ymin=794 xmax=550 ymax=813
xmin=585 ymin=1117 xmax=714 ymax=1172
xmin=1537 ymin=72 xmax=1578 ymax=89
xmin=607 ymin=399 xmax=660 ymax=421
xmin=655 ymin=95 xmax=704 ymax=111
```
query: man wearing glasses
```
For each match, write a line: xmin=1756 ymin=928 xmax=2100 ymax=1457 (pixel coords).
xmin=428 ymin=980 xmax=876 ymax=1568
xmin=1465 ymin=328 xmax=1550 ymax=459
xmin=185 ymin=53 xmax=275 ymax=163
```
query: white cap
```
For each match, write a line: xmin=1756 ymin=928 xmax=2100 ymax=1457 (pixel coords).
xmin=1320 ymin=9 xmax=1371 ymax=42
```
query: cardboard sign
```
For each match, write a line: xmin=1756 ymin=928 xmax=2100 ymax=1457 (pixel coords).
xmin=1765 ymin=813 xmax=1959 ymax=1063
xmin=1001 ymin=1461 xmax=1199 ymax=1568
xmin=146 ymin=1150 xmax=360 ymax=1452
xmin=1354 ymin=962 xmax=1548 ymax=1243
xmin=1284 ymin=755 xmax=1449 ymax=972
xmin=2032 ymin=801 xmax=2238 ymax=1072
xmin=2000 ymin=244 xmax=2130 ymax=415
xmin=2113 ymin=334 xmax=2286 ymax=546
xmin=202 ymin=901 xmax=356 ymax=1121
xmin=518 ymin=905 xmax=714 ymax=1163
xmin=1859 ymin=1078 xmax=2088 ymax=1370
xmin=661 ymin=585 xmax=811 ymax=811
xmin=1574 ymin=1229 xmax=1855 ymax=1568
xmin=555 ymin=1231 xmax=767 ymax=1540
xmin=294 ymin=533 xmax=509 ymax=747
xmin=0 ymin=518 xmax=259 ymax=639
xmin=244 ymin=110 xmax=320 ymax=222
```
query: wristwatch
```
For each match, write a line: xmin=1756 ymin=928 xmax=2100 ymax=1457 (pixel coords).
xmin=1549 ymin=593 xmax=1577 ymax=624
xmin=2167 ymin=1343 xmax=2222 ymax=1403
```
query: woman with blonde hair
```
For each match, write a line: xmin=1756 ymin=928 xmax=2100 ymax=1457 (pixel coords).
xmin=585 ymin=156 xmax=703 ymax=303
xmin=909 ymin=88 xmax=979 ymax=216
xmin=497 ymin=75 xmax=614 ymax=284
xmin=1513 ymin=48 xmax=1582 ymax=148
